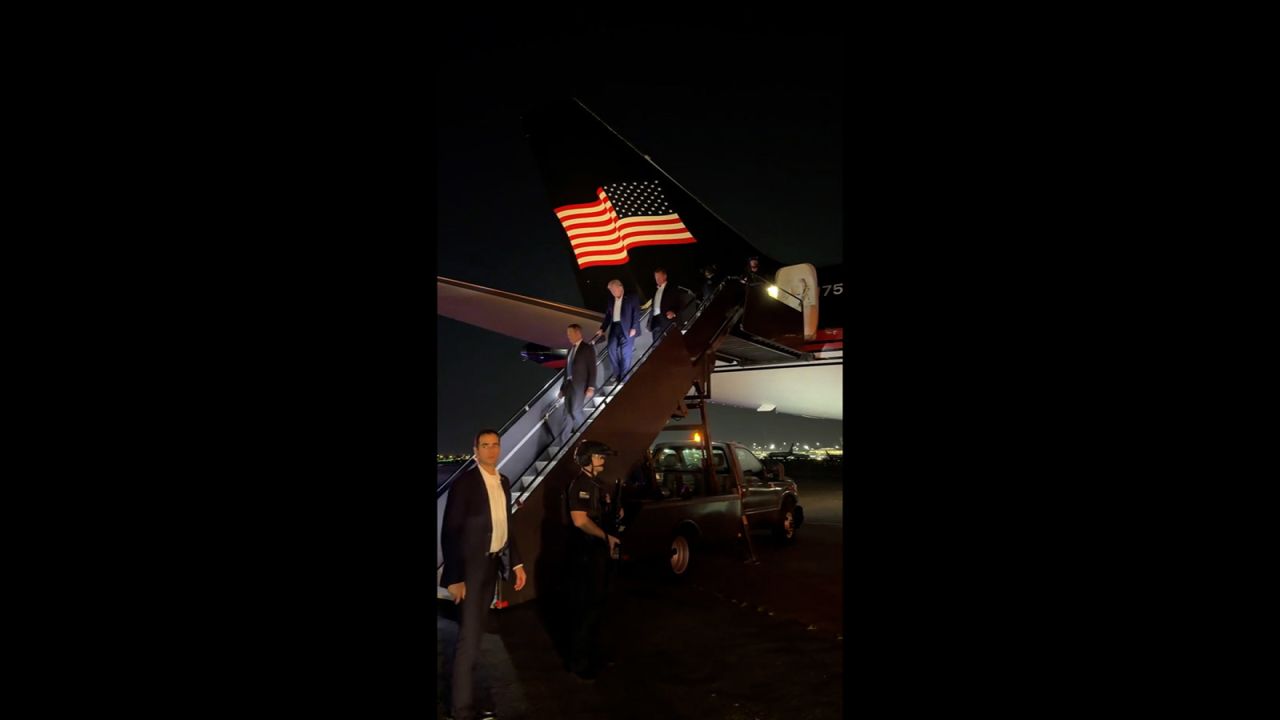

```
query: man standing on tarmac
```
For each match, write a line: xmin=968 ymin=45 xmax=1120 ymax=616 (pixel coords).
xmin=565 ymin=439 xmax=621 ymax=681
xmin=440 ymin=429 xmax=526 ymax=720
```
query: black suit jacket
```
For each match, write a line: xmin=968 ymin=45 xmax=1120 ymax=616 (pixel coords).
xmin=439 ymin=467 xmax=523 ymax=588
xmin=647 ymin=283 xmax=688 ymax=331
xmin=559 ymin=340 xmax=598 ymax=401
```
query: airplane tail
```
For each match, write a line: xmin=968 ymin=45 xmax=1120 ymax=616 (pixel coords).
xmin=522 ymin=98 xmax=780 ymax=307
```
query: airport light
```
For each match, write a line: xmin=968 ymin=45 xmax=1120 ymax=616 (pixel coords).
xmin=692 ymin=432 xmax=702 ymax=442
xmin=767 ymin=285 xmax=779 ymax=298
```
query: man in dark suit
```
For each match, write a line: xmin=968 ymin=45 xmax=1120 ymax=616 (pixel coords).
xmin=743 ymin=255 xmax=773 ymax=285
xmin=591 ymin=278 xmax=640 ymax=382
xmin=700 ymin=263 xmax=720 ymax=302
xmin=558 ymin=323 xmax=597 ymax=444
xmin=440 ymin=429 xmax=526 ymax=720
xmin=646 ymin=267 xmax=689 ymax=342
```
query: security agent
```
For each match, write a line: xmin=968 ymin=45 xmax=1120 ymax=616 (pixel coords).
xmin=565 ymin=439 xmax=621 ymax=680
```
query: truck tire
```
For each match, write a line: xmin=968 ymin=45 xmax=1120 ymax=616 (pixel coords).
xmin=773 ymin=498 xmax=799 ymax=545
xmin=668 ymin=529 xmax=694 ymax=577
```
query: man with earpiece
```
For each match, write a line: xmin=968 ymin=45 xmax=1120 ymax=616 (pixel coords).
xmin=564 ymin=439 xmax=621 ymax=681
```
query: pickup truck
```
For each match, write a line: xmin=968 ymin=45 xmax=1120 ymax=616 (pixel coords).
xmin=617 ymin=439 xmax=804 ymax=577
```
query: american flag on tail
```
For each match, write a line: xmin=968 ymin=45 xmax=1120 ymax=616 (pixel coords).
xmin=554 ymin=180 xmax=696 ymax=269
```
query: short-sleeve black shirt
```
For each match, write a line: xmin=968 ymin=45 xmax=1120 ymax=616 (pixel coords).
xmin=568 ymin=470 xmax=605 ymax=521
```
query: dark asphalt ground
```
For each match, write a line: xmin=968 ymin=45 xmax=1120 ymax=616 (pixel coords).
xmin=436 ymin=473 xmax=844 ymax=719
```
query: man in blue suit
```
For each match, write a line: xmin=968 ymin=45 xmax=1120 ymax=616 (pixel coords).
xmin=591 ymin=278 xmax=640 ymax=382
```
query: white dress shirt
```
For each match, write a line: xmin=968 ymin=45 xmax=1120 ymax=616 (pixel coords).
xmin=612 ymin=296 xmax=622 ymax=322
xmin=653 ymin=283 xmax=666 ymax=316
xmin=567 ymin=340 xmax=579 ymax=379
xmin=478 ymin=466 xmax=508 ymax=554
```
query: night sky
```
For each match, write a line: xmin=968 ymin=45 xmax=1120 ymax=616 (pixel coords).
xmin=435 ymin=30 xmax=844 ymax=454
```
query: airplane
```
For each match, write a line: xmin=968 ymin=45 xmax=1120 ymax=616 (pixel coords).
xmin=437 ymin=97 xmax=844 ymax=421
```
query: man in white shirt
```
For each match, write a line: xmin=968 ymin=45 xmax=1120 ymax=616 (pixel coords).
xmin=646 ymin=267 xmax=686 ymax=342
xmin=440 ymin=429 xmax=527 ymax=720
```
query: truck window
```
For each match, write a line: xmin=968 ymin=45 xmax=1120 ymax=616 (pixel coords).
xmin=652 ymin=446 xmax=704 ymax=499
xmin=680 ymin=447 xmax=705 ymax=468
xmin=711 ymin=448 xmax=730 ymax=476
xmin=734 ymin=447 xmax=764 ymax=478
xmin=649 ymin=445 xmax=737 ymax=498
xmin=710 ymin=448 xmax=733 ymax=495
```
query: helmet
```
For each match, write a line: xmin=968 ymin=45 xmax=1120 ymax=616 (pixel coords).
xmin=576 ymin=440 xmax=617 ymax=466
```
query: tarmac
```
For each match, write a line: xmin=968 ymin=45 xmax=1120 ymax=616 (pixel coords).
xmin=436 ymin=474 xmax=844 ymax=719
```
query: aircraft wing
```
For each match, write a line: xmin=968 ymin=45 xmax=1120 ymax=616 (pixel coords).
xmin=706 ymin=359 xmax=842 ymax=420
xmin=437 ymin=276 xmax=602 ymax=348
xmin=437 ymin=276 xmax=842 ymax=420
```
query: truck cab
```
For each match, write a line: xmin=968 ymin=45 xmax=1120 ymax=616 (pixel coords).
xmin=619 ymin=439 xmax=803 ymax=576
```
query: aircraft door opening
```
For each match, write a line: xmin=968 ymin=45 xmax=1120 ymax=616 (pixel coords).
xmin=775 ymin=263 xmax=819 ymax=340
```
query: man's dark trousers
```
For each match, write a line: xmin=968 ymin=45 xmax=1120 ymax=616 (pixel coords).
xmin=606 ymin=325 xmax=633 ymax=380
xmin=562 ymin=390 xmax=587 ymax=445
xmin=650 ymin=313 xmax=674 ymax=344
xmin=450 ymin=554 xmax=500 ymax=720
xmin=567 ymin=544 xmax=609 ymax=676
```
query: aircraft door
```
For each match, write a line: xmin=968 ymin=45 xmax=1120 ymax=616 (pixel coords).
xmin=774 ymin=263 xmax=819 ymax=340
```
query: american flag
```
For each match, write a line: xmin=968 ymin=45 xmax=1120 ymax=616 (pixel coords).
xmin=554 ymin=180 xmax=696 ymax=269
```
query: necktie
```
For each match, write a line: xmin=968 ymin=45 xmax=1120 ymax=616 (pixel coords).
xmin=567 ymin=343 xmax=576 ymax=380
